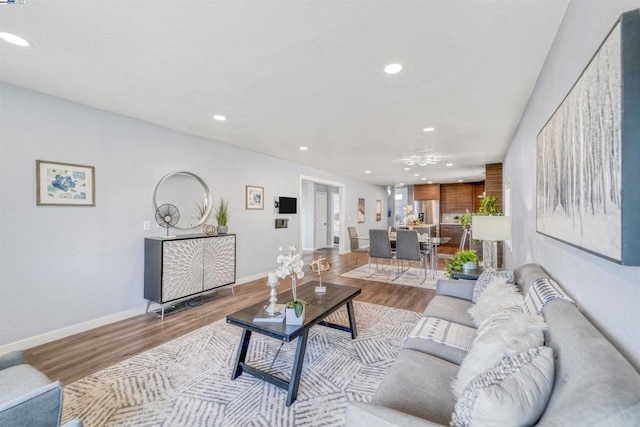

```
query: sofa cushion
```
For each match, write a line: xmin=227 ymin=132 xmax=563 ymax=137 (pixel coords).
xmin=423 ymin=295 xmax=475 ymax=328
xmin=0 ymin=364 xmax=51 ymax=404
xmin=468 ymin=278 xmax=523 ymax=327
xmin=403 ymin=317 xmax=475 ymax=365
xmin=372 ymin=349 xmax=458 ymax=425
xmin=536 ymin=298 xmax=640 ymax=426
xmin=451 ymin=346 xmax=554 ymax=427
xmin=452 ymin=310 xmax=546 ymax=397
xmin=472 ymin=268 xmax=515 ymax=303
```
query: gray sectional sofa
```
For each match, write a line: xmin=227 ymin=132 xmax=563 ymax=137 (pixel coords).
xmin=346 ymin=263 xmax=640 ymax=426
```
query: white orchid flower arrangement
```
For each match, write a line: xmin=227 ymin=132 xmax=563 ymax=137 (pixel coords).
xmin=402 ymin=205 xmax=420 ymax=224
xmin=276 ymin=245 xmax=306 ymax=317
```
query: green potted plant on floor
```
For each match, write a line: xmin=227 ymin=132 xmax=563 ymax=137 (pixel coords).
xmin=445 ymin=249 xmax=479 ymax=278
xmin=215 ymin=198 xmax=229 ymax=234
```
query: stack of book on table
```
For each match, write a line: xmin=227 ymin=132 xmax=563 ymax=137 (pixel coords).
xmin=253 ymin=304 xmax=286 ymax=322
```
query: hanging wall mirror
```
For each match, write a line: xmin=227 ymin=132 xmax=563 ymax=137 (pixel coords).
xmin=153 ymin=171 xmax=213 ymax=230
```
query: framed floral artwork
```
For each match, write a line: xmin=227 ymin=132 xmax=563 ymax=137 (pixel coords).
xmin=36 ymin=160 xmax=95 ymax=206
xmin=246 ymin=185 xmax=264 ymax=210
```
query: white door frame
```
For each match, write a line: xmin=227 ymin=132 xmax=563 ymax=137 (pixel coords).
xmin=299 ymin=175 xmax=347 ymax=254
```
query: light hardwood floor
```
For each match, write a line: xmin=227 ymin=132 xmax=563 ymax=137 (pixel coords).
xmin=24 ymin=247 xmax=454 ymax=385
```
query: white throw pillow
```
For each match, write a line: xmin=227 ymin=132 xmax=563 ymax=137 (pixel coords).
xmin=472 ymin=268 xmax=515 ymax=303
xmin=468 ymin=278 xmax=524 ymax=327
xmin=452 ymin=310 xmax=546 ymax=398
xmin=451 ymin=346 xmax=555 ymax=427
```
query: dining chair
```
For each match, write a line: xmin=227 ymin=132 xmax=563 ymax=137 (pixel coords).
xmin=433 ymin=227 xmax=469 ymax=274
xmin=368 ymin=229 xmax=395 ymax=275
xmin=413 ymin=226 xmax=431 ymax=236
xmin=395 ymin=229 xmax=428 ymax=283
xmin=348 ymin=226 xmax=369 ymax=269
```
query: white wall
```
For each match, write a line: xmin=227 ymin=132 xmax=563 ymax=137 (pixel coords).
xmin=503 ymin=0 xmax=640 ymax=369
xmin=0 ymin=83 xmax=386 ymax=349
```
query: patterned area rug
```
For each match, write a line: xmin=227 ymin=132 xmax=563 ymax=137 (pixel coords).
xmin=62 ymin=302 xmax=420 ymax=426
xmin=339 ymin=264 xmax=447 ymax=289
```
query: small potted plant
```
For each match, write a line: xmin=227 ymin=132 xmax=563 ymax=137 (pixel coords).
xmin=215 ymin=198 xmax=229 ymax=234
xmin=445 ymin=249 xmax=479 ymax=278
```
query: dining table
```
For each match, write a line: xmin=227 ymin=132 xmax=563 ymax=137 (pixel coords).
xmin=359 ymin=232 xmax=451 ymax=274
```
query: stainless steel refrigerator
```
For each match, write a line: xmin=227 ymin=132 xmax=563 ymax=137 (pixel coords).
xmin=414 ymin=200 xmax=440 ymax=237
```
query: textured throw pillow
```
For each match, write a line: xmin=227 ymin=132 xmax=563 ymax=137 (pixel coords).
xmin=472 ymin=268 xmax=515 ymax=303
xmin=452 ymin=310 xmax=546 ymax=397
xmin=451 ymin=346 xmax=555 ymax=427
xmin=468 ymin=278 xmax=523 ymax=327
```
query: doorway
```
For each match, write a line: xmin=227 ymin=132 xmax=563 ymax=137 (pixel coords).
xmin=299 ymin=175 xmax=347 ymax=254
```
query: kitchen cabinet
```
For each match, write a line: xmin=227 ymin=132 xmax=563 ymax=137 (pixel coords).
xmin=414 ymin=184 xmax=440 ymax=200
xmin=441 ymin=183 xmax=474 ymax=213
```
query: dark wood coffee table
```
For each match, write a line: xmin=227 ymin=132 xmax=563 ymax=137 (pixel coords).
xmin=226 ymin=281 xmax=361 ymax=406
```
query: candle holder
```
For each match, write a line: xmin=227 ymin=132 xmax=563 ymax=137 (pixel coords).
xmin=265 ymin=272 xmax=281 ymax=315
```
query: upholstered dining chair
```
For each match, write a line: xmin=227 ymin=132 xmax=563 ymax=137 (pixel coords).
xmin=368 ymin=229 xmax=395 ymax=275
xmin=395 ymin=229 xmax=428 ymax=283
xmin=348 ymin=226 xmax=369 ymax=269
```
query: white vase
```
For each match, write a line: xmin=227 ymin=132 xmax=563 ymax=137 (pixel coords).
xmin=462 ymin=262 xmax=476 ymax=271
xmin=285 ymin=305 xmax=305 ymax=325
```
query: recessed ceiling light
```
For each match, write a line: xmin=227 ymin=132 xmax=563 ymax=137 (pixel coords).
xmin=398 ymin=182 xmax=405 ymax=186
xmin=404 ymin=167 xmax=410 ymax=171
xmin=421 ymin=178 xmax=427 ymax=181
xmin=0 ymin=32 xmax=30 ymax=47
xmin=414 ymin=173 xmax=420 ymax=177
xmin=365 ymin=170 xmax=372 ymax=174
xmin=422 ymin=127 xmax=435 ymax=132
xmin=458 ymin=179 xmax=464 ymax=182
xmin=213 ymin=115 xmax=226 ymax=121
xmin=299 ymin=146 xmax=308 ymax=151
xmin=446 ymin=163 xmax=453 ymax=167
xmin=427 ymin=181 xmax=433 ymax=184
xmin=384 ymin=63 xmax=403 ymax=74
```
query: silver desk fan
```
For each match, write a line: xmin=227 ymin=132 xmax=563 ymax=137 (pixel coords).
xmin=155 ymin=203 xmax=180 ymax=238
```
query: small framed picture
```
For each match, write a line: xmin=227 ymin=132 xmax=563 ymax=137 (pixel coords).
xmin=357 ymin=198 xmax=365 ymax=223
xmin=36 ymin=160 xmax=95 ymax=206
xmin=246 ymin=185 xmax=264 ymax=210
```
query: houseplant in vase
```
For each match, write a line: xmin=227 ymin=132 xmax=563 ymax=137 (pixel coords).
xmin=215 ymin=198 xmax=229 ymax=234
xmin=445 ymin=249 xmax=479 ymax=278
xmin=276 ymin=245 xmax=306 ymax=325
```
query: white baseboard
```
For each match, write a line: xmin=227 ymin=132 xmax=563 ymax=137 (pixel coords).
xmin=0 ymin=305 xmax=148 ymax=354
xmin=0 ymin=275 xmax=267 ymax=355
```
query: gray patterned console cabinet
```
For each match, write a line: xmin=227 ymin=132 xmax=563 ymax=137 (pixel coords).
xmin=144 ymin=234 xmax=236 ymax=318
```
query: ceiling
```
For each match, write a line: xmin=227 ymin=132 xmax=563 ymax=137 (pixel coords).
xmin=0 ymin=0 xmax=569 ymax=186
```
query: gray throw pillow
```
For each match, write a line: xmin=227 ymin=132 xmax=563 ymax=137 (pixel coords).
xmin=451 ymin=346 xmax=554 ymax=427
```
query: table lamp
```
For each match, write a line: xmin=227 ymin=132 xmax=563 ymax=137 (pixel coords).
xmin=471 ymin=215 xmax=511 ymax=269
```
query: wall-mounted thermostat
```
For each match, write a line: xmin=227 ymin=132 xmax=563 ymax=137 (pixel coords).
xmin=275 ymin=218 xmax=289 ymax=229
